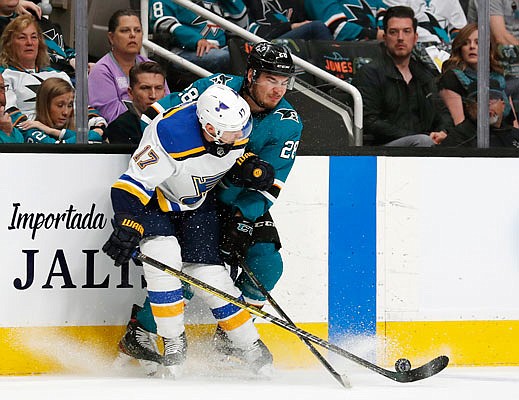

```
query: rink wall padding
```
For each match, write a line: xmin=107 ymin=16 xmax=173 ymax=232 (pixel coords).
xmin=2 ymin=151 xmax=519 ymax=375
xmin=0 ymin=323 xmax=327 ymax=375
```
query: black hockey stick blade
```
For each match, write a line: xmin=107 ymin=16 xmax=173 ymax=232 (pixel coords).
xmin=238 ymin=259 xmax=351 ymax=389
xmin=134 ymin=251 xmax=449 ymax=383
xmin=389 ymin=355 xmax=449 ymax=383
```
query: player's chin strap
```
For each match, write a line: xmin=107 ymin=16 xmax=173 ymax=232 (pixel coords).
xmin=202 ymin=133 xmax=232 ymax=157
xmin=203 ymin=125 xmax=226 ymax=144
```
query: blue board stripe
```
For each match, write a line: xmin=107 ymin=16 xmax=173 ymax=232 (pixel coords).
xmin=328 ymin=156 xmax=377 ymax=341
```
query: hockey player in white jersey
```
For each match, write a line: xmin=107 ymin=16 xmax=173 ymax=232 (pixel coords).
xmin=102 ymin=84 xmax=275 ymax=378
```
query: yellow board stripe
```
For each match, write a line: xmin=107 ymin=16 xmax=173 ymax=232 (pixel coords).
xmin=151 ymin=302 xmax=184 ymax=318
xmin=219 ymin=309 xmax=251 ymax=331
xmin=0 ymin=323 xmax=327 ymax=374
xmin=377 ymin=320 xmax=519 ymax=367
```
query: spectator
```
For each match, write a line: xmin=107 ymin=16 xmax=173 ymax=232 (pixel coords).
xmin=104 ymin=61 xmax=167 ymax=144
xmin=88 ymin=9 xmax=169 ymax=124
xmin=468 ymin=0 xmax=519 ymax=110
xmin=0 ymin=14 xmax=72 ymax=123
xmin=352 ymin=5 xmax=451 ymax=146
xmin=0 ymin=0 xmax=86 ymax=79
xmin=245 ymin=0 xmax=332 ymax=41
xmin=439 ymin=23 xmax=514 ymax=128
xmin=17 ymin=77 xmax=105 ymax=143
xmin=304 ymin=0 xmax=386 ymax=41
xmin=468 ymin=0 xmax=519 ymax=44
xmin=149 ymin=0 xmax=249 ymax=73
xmin=0 ymin=72 xmax=23 ymax=142
xmin=384 ymin=0 xmax=467 ymax=73
xmin=441 ymin=79 xmax=519 ymax=147
xmin=385 ymin=0 xmax=466 ymax=43
xmin=0 ymin=1 xmax=41 ymax=31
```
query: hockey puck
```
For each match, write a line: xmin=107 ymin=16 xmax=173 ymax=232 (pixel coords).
xmin=395 ymin=358 xmax=411 ymax=372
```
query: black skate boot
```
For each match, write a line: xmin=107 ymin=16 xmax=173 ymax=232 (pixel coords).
xmin=212 ymin=324 xmax=241 ymax=358
xmin=117 ymin=312 xmax=162 ymax=376
xmin=162 ymin=332 xmax=188 ymax=378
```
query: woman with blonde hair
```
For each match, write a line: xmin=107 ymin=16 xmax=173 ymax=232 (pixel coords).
xmin=0 ymin=14 xmax=72 ymax=122
xmin=18 ymin=77 xmax=105 ymax=143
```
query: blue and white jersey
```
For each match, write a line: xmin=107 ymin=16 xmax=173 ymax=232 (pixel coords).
xmin=114 ymin=101 xmax=248 ymax=214
xmin=142 ymin=73 xmax=303 ymax=221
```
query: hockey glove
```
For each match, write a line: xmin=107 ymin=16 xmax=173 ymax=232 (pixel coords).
xmin=102 ymin=213 xmax=144 ymax=266
xmin=226 ymin=152 xmax=275 ymax=191
xmin=220 ymin=215 xmax=254 ymax=271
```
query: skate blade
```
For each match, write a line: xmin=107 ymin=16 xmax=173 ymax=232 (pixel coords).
xmin=111 ymin=352 xmax=134 ymax=369
xmin=160 ymin=364 xmax=184 ymax=379
xmin=255 ymin=364 xmax=274 ymax=379
xmin=138 ymin=359 xmax=160 ymax=377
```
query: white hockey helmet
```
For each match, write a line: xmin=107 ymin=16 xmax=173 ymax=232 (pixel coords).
xmin=196 ymin=84 xmax=252 ymax=143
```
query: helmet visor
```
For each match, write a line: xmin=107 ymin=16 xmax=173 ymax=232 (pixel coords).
xmin=217 ymin=116 xmax=253 ymax=144
xmin=240 ymin=116 xmax=253 ymax=139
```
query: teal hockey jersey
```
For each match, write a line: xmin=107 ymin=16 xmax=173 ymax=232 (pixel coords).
xmin=141 ymin=73 xmax=303 ymax=221
xmin=149 ymin=0 xmax=248 ymax=50
xmin=305 ymin=0 xmax=386 ymax=41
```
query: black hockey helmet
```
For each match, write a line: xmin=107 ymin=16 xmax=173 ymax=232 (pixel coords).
xmin=247 ymin=42 xmax=295 ymax=88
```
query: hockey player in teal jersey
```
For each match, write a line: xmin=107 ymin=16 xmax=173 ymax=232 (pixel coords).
xmin=104 ymin=84 xmax=276 ymax=378
xmin=304 ymin=0 xmax=386 ymax=41
xmin=117 ymin=42 xmax=303 ymax=374
xmin=149 ymin=0 xmax=248 ymax=73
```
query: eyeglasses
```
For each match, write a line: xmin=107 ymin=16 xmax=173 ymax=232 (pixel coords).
xmin=0 ymin=84 xmax=10 ymax=91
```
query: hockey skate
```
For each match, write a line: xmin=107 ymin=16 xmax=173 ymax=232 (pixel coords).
xmin=212 ymin=324 xmax=241 ymax=358
xmin=240 ymin=339 xmax=273 ymax=376
xmin=116 ymin=318 xmax=162 ymax=376
xmin=162 ymin=332 xmax=187 ymax=379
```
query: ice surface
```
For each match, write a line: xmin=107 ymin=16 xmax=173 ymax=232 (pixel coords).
xmin=2 ymin=331 xmax=518 ymax=399
xmin=1 ymin=364 xmax=518 ymax=399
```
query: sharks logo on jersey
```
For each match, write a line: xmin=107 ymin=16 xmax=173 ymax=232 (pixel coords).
xmin=253 ymin=0 xmax=293 ymax=25
xmin=275 ymin=108 xmax=299 ymax=123
xmin=341 ymin=0 xmax=379 ymax=27
xmin=210 ymin=73 xmax=234 ymax=86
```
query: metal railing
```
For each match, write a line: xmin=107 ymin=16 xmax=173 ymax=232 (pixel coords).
xmin=140 ymin=0 xmax=363 ymax=146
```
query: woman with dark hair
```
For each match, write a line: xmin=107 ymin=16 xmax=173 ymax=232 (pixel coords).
xmin=17 ymin=77 xmax=105 ymax=143
xmin=439 ymin=23 xmax=519 ymax=147
xmin=438 ymin=22 xmax=514 ymax=126
xmin=88 ymin=8 xmax=169 ymax=123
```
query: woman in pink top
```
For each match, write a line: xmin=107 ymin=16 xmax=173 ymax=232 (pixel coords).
xmin=88 ymin=9 xmax=169 ymax=123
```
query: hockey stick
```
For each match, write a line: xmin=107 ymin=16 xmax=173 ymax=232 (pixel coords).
xmin=134 ymin=251 xmax=449 ymax=383
xmin=238 ymin=258 xmax=351 ymax=388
